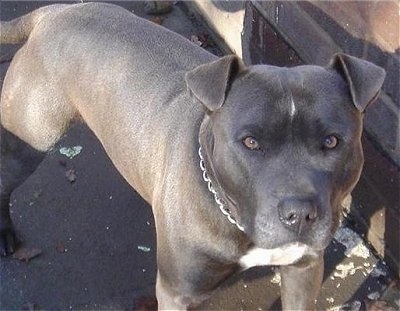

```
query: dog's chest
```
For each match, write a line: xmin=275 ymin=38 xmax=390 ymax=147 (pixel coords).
xmin=239 ymin=243 xmax=314 ymax=269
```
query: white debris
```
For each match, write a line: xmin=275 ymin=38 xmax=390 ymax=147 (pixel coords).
xmin=327 ymin=300 xmax=361 ymax=311
xmin=333 ymin=262 xmax=364 ymax=279
xmin=190 ymin=35 xmax=201 ymax=46
xmin=270 ymin=271 xmax=281 ymax=285
xmin=367 ymin=292 xmax=380 ymax=300
xmin=326 ymin=297 xmax=335 ymax=303
xmin=334 ymin=227 xmax=370 ymax=258
xmin=137 ymin=245 xmax=151 ymax=252
xmin=59 ymin=145 xmax=83 ymax=159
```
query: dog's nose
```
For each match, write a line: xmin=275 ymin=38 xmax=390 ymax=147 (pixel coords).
xmin=278 ymin=198 xmax=318 ymax=234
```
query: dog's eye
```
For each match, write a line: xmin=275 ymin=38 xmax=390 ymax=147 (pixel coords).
xmin=242 ymin=136 xmax=260 ymax=150
xmin=323 ymin=135 xmax=339 ymax=149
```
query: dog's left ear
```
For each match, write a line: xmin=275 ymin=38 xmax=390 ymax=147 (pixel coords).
xmin=330 ymin=53 xmax=386 ymax=112
xmin=185 ymin=55 xmax=244 ymax=112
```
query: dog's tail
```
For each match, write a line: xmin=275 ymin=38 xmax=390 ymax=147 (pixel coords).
xmin=0 ymin=4 xmax=68 ymax=44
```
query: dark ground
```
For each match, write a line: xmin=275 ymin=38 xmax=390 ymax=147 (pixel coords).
xmin=0 ymin=2 xmax=398 ymax=310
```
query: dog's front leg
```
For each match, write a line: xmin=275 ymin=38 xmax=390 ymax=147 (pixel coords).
xmin=280 ymin=251 xmax=324 ymax=310
xmin=156 ymin=272 xmax=193 ymax=310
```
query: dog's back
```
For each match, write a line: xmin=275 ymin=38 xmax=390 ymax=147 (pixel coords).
xmin=0 ymin=3 xmax=213 ymax=197
xmin=1 ymin=2 xmax=211 ymax=147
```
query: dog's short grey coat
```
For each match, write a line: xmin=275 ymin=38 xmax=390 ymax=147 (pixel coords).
xmin=0 ymin=3 xmax=385 ymax=310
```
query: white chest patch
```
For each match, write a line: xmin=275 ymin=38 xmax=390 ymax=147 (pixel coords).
xmin=239 ymin=243 xmax=314 ymax=270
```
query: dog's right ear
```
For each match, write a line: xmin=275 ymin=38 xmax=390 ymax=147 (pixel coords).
xmin=185 ymin=55 xmax=244 ymax=112
xmin=330 ymin=53 xmax=386 ymax=112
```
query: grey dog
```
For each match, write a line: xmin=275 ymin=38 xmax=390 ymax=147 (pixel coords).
xmin=0 ymin=3 xmax=385 ymax=310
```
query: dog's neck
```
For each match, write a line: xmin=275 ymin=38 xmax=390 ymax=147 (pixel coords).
xmin=198 ymin=147 xmax=245 ymax=232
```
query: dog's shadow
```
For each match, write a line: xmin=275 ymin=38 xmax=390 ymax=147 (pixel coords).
xmin=196 ymin=265 xmax=282 ymax=311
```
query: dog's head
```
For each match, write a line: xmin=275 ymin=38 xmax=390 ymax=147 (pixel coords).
xmin=186 ymin=54 xmax=385 ymax=251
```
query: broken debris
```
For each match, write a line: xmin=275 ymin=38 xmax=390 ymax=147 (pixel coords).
xmin=327 ymin=300 xmax=362 ymax=311
xmin=334 ymin=262 xmax=364 ymax=279
xmin=137 ymin=245 xmax=151 ymax=253
xmin=334 ymin=227 xmax=370 ymax=258
xmin=65 ymin=169 xmax=77 ymax=183
xmin=149 ymin=16 xmax=165 ymax=25
xmin=59 ymin=146 xmax=83 ymax=159
xmin=12 ymin=247 xmax=42 ymax=262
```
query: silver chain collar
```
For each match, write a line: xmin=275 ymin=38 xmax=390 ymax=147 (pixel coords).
xmin=198 ymin=147 xmax=245 ymax=232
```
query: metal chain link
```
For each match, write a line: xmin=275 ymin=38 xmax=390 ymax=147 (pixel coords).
xmin=198 ymin=147 xmax=245 ymax=232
